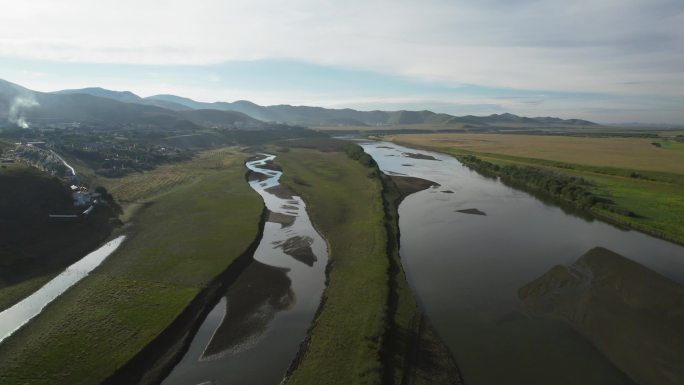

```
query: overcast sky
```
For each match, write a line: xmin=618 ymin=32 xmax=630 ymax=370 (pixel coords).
xmin=1 ymin=0 xmax=682 ymax=123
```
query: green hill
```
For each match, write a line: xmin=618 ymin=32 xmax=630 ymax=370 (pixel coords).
xmin=0 ymin=168 xmax=118 ymax=310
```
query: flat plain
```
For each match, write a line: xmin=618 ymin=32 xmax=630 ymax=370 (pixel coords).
xmin=390 ymin=133 xmax=684 ymax=174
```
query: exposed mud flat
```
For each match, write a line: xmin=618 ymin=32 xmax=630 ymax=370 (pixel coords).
xmin=456 ymin=208 xmax=486 ymax=216
xmin=403 ymin=152 xmax=441 ymax=161
xmin=273 ymin=236 xmax=316 ymax=266
xmin=520 ymin=247 xmax=684 ymax=385
xmin=249 ymin=171 xmax=269 ymax=182
xmin=389 ymin=175 xmax=439 ymax=202
xmin=265 ymin=184 xmax=294 ymax=200
xmin=268 ymin=212 xmax=296 ymax=228
xmin=202 ymin=262 xmax=295 ymax=360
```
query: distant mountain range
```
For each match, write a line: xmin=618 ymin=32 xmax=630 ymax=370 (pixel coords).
xmin=0 ymin=80 xmax=260 ymax=130
xmin=145 ymin=94 xmax=599 ymax=128
xmin=0 ymin=79 xmax=599 ymax=129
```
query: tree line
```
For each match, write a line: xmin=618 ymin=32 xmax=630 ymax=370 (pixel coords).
xmin=457 ymin=155 xmax=636 ymax=217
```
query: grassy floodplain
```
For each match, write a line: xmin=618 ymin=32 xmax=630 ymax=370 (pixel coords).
xmin=274 ymin=139 xmax=461 ymax=385
xmin=0 ymin=147 xmax=264 ymax=384
xmin=387 ymin=133 xmax=684 ymax=244
xmin=275 ymin=145 xmax=390 ymax=384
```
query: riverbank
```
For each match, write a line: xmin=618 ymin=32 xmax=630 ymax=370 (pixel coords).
xmin=0 ymin=149 xmax=265 ymax=384
xmin=274 ymin=138 xmax=462 ymax=385
xmin=379 ymin=172 xmax=464 ymax=385
xmin=387 ymin=135 xmax=684 ymax=246
xmin=102 ymin=205 xmax=268 ymax=385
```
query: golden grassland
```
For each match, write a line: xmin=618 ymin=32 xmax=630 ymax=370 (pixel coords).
xmin=389 ymin=133 xmax=684 ymax=174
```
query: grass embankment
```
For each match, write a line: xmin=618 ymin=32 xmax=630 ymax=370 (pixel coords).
xmin=389 ymin=133 xmax=684 ymax=245
xmin=0 ymin=149 xmax=264 ymax=385
xmin=379 ymin=173 xmax=463 ymax=385
xmin=0 ymin=148 xmax=246 ymax=312
xmin=275 ymin=138 xmax=461 ymax=385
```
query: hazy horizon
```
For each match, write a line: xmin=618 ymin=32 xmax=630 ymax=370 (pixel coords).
xmin=1 ymin=0 xmax=683 ymax=124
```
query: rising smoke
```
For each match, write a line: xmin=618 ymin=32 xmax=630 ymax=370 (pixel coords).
xmin=8 ymin=95 xmax=39 ymax=128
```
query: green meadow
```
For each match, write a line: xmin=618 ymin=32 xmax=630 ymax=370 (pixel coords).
xmin=0 ymin=149 xmax=264 ymax=384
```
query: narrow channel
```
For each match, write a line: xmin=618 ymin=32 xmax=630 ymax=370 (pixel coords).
xmin=162 ymin=154 xmax=328 ymax=385
xmin=0 ymin=236 xmax=126 ymax=343
xmin=360 ymin=141 xmax=684 ymax=385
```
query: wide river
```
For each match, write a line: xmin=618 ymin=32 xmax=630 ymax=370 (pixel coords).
xmin=163 ymin=154 xmax=328 ymax=385
xmin=360 ymin=141 xmax=684 ymax=385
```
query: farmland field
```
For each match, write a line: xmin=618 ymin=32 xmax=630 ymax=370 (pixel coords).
xmin=389 ymin=133 xmax=684 ymax=174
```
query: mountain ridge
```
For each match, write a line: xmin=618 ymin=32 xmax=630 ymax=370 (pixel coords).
xmin=0 ymin=80 xmax=261 ymax=130
xmin=53 ymin=84 xmax=601 ymax=127
xmin=0 ymin=79 xmax=600 ymax=129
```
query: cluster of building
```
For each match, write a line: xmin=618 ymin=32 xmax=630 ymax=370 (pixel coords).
xmin=49 ymin=187 xmax=101 ymax=222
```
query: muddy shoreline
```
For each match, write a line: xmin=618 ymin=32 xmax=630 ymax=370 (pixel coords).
xmin=278 ymin=181 xmax=333 ymax=384
xmin=101 ymin=170 xmax=269 ymax=385
xmin=380 ymin=172 xmax=464 ymax=385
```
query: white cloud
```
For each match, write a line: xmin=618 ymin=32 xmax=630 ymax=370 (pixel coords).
xmin=0 ymin=0 xmax=682 ymax=98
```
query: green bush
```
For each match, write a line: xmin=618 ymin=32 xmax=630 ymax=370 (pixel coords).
xmin=458 ymin=155 xmax=635 ymax=216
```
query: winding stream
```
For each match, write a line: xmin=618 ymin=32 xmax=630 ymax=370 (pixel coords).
xmin=0 ymin=236 xmax=125 ymax=343
xmin=360 ymin=141 xmax=684 ymax=385
xmin=162 ymin=154 xmax=328 ymax=385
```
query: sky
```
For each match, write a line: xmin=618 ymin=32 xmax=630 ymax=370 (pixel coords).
xmin=0 ymin=0 xmax=682 ymax=124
